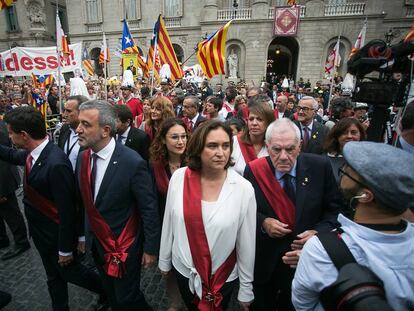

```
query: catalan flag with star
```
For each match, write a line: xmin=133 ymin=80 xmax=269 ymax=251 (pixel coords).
xmin=197 ymin=21 xmax=232 ymax=79
xmin=0 ymin=0 xmax=16 ymax=11
xmin=31 ymin=73 xmax=54 ymax=89
xmin=82 ymin=46 xmax=94 ymax=76
xmin=121 ymin=19 xmax=147 ymax=73
xmin=31 ymin=91 xmax=47 ymax=118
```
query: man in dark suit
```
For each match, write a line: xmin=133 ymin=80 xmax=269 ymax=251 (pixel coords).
xmin=76 ymin=100 xmax=160 ymax=310
xmin=57 ymin=95 xmax=89 ymax=171
xmin=244 ymin=118 xmax=343 ymax=311
xmin=114 ymin=104 xmax=150 ymax=161
xmin=0 ymin=106 xmax=105 ymax=311
xmin=182 ymin=95 xmax=206 ymax=133
xmin=0 ymin=120 xmax=30 ymax=260
xmin=294 ymin=96 xmax=329 ymax=154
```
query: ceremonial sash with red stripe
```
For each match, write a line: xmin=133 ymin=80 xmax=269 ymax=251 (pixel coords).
xmin=80 ymin=149 xmax=139 ymax=278
xmin=248 ymin=157 xmax=295 ymax=230
xmin=236 ymin=134 xmax=257 ymax=163
xmin=183 ymin=168 xmax=236 ymax=311
xmin=152 ymin=160 xmax=169 ymax=195
xmin=24 ymin=160 xmax=60 ymax=224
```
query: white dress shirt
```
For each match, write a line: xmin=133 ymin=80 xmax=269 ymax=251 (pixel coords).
xmin=292 ymin=214 xmax=414 ymax=311
xmin=159 ymin=167 xmax=256 ymax=303
xmin=117 ymin=126 xmax=131 ymax=145
xmin=65 ymin=128 xmax=80 ymax=171
xmin=231 ymin=136 xmax=268 ymax=176
xmin=91 ymin=138 xmax=115 ymax=201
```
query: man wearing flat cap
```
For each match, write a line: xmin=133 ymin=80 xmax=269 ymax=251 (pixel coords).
xmin=118 ymin=85 xmax=143 ymax=119
xmin=292 ymin=141 xmax=414 ymax=311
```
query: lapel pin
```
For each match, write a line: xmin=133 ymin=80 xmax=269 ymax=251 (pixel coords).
xmin=312 ymin=132 xmax=318 ymax=139
xmin=113 ymin=161 xmax=118 ymax=164
xmin=302 ymin=177 xmax=309 ymax=186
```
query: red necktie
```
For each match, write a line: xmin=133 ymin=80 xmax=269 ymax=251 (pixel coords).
xmin=25 ymin=154 xmax=33 ymax=175
xmin=188 ymin=120 xmax=193 ymax=132
xmin=303 ymin=127 xmax=309 ymax=149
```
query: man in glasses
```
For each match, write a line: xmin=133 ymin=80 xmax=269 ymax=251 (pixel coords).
xmin=294 ymin=96 xmax=329 ymax=154
xmin=244 ymin=118 xmax=343 ymax=311
xmin=292 ymin=141 xmax=414 ymax=311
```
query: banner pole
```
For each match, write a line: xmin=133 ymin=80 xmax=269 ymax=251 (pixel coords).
xmin=56 ymin=0 xmax=63 ymax=114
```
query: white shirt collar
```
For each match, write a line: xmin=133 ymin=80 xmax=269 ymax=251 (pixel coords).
xmin=92 ymin=138 xmax=115 ymax=160
xmin=301 ymin=120 xmax=313 ymax=131
xmin=191 ymin=113 xmax=199 ymax=124
xmin=120 ymin=126 xmax=131 ymax=138
xmin=30 ymin=138 xmax=49 ymax=162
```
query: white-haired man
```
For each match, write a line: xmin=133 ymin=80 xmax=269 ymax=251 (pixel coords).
xmin=244 ymin=118 xmax=343 ymax=311
xmin=294 ymin=96 xmax=329 ymax=154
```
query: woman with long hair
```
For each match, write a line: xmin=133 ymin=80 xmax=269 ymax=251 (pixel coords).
xmin=150 ymin=118 xmax=189 ymax=311
xmin=232 ymin=103 xmax=275 ymax=175
xmin=323 ymin=117 xmax=366 ymax=183
xmin=134 ymin=97 xmax=151 ymax=128
xmin=139 ymin=95 xmax=175 ymax=140
xmin=159 ymin=120 xmax=256 ymax=311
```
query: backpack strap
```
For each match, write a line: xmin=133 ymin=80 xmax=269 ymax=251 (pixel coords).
xmin=317 ymin=230 xmax=357 ymax=270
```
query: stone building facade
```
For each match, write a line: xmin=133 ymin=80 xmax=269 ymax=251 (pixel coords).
xmin=2 ymin=0 xmax=414 ymax=85
xmin=0 ymin=0 xmax=68 ymax=52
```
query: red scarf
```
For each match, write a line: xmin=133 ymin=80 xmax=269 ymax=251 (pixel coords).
xmin=237 ymin=134 xmax=257 ymax=164
xmin=80 ymin=149 xmax=139 ymax=278
xmin=183 ymin=168 xmax=236 ymax=311
xmin=248 ymin=157 xmax=295 ymax=230
xmin=24 ymin=158 xmax=60 ymax=224
xmin=152 ymin=160 xmax=169 ymax=195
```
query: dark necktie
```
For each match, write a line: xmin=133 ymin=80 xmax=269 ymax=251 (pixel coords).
xmin=90 ymin=153 xmax=99 ymax=199
xmin=25 ymin=154 xmax=33 ymax=176
xmin=188 ymin=120 xmax=193 ymax=132
xmin=117 ymin=134 xmax=124 ymax=144
xmin=282 ymin=173 xmax=296 ymax=205
xmin=302 ymin=126 xmax=309 ymax=149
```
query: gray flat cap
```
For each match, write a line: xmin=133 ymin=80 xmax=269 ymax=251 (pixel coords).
xmin=343 ymin=141 xmax=414 ymax=212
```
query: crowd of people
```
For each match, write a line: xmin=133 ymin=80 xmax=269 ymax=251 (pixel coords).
xmin=0 ymin=74 xmax=413 ymax=311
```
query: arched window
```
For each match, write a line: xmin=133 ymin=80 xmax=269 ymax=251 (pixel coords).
xmin=172 ymin=44 xmax=184 ymax=63
xmin=325 ymin=40 xmax=347 ymax=77
xmin=90 ymin=47 xmax=103 ymax=76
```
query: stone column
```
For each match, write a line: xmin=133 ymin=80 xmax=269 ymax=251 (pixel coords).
xmin=202 ymin=0 xmax=218 ymax=22
xmin=252 ymin=0 xmax=268 ymax=20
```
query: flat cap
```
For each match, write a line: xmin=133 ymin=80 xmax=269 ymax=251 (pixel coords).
xmin=343 ymin=141 xmax=414 ymax=212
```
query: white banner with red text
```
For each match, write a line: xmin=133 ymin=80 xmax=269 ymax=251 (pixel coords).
xmin=0 ymin=43 xmax=82 ymax=77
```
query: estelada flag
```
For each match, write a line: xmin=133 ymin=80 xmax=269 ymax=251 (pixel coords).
xmin=31 ymin=73 xmax=54 ymax=88
xmin=56 ymin=13 xmax=70 ymax=58
xmin=0 ymin=0 xmax=16 ymax=11
xmin=197 ymin=20 xmax=232 ymax=79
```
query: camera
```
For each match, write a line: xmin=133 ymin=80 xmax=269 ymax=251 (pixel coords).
xmin=320 ymin=263 xmax=394 ymax=311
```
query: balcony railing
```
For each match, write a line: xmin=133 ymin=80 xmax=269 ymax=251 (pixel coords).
xmin=164 ymin=17 xmax=182 ymax=27
xmin=268 ymin=6 xmax=306 ymax=19
xmin=324 ymin=3 xmax=365 ymax=16
xmin=217 ymin=8 xmax=252 ymax=21
xmin=407 ymin=6 xmax=414 ymax=17
xmin=86 ymin=23 xmax=102 ymax=33
xmin=128 ymin=20 xmax=141 ymax=30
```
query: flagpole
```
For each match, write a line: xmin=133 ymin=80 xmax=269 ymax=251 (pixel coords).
xmin=328 ymin=35 xmax=340 ymax=108
xmin=103 ymin=31 xmax=108 ymax=100
xmin=56 ymin=0 xmax=63 ymax=114
xmin=8 ymin=44 xmax=18 ymax=77
xmin=150 ymin=30 xmax=158 ymax=96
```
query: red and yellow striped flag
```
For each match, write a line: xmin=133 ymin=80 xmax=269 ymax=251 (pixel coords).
xmin=56 ymin=13 xmax=70 ymax=58
xmin=0 ymin=0 xmax=15 ymax=11
xmin=287 ymin=0 xmax=297 ymax=5
xmin=197 ymin=21 xmax=232 ymax=80
xmin=404 ymin=25 xmax=414 ymax=43
xmin=145 ymin=40 xmax=160 ymax=81
xmin=154 ymin=15 xmax=183 ymax=82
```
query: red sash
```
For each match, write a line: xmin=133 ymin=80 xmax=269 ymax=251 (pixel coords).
xmin=183 ymin=168 xmax=236 ymax=311
xmin=24 ymin=161 xmax=60 ymax=224
xmin=236 ymin=135 xmax=257 ymax=163
xmin=248 ymin=157 xmax=295 ymax=230
xmin=223 ymin=103 xmax=233 ymax=112
xmin=152 ymin=160 xmax=169 ymax=195
xmin=80 ymin=149 xmax=139 ymax=278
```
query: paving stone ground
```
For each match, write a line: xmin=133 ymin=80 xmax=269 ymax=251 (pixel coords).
xmin=0 ymin=188 xmax=239 ymax=311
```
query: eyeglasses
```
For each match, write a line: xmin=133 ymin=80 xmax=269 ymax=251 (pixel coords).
xmin=167 ymin=134 xmax=188 ymax=142
xmin=338 ymin=166 xmax=368 ymax=189
xmin=297 ymin=106 xmax=314 ymax=113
